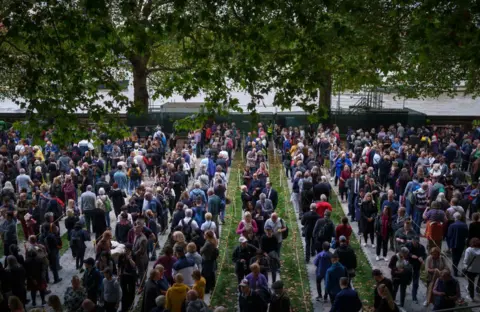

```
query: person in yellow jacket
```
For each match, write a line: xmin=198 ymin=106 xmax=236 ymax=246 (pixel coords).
xmin=33 ymin=146 xmax=45 ymax=162
xmin=166 ymin=273 xmax=190 ymax=312
xmin=192 ymin=270 xmax=206 ymax=300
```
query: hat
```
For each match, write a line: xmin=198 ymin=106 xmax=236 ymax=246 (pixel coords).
xmin=125 ymin=243 xmax=133 ymax=250
xmin=239 ymin=279 xmax=249 ymax=287
xmin=271 ymin=280 xmax=284 ymax=290
xmin=339 ymin=235 xmax=347 ymax=242
xmin=83 ymin=258 xmax=95 ymax=266
xmin=239 ymin=237 xmax=248 ymax=243
xmin=265 ymin=225 xmax=273 ymax=231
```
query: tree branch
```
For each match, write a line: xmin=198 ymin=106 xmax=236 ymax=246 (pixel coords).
xmin=147 ymin=65 xmax=191 ymax=73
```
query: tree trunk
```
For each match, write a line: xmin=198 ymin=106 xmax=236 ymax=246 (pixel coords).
xmin=131 ymin=56 xmax=149 ymax=113
xmin=318 ymin=71 xmax=332 ymax=122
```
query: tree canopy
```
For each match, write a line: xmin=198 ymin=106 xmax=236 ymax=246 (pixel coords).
xmin=1 ymin=0 xmax=479 ymax=143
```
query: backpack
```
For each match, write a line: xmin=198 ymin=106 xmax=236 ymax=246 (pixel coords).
xmin=130 ymin=168 xmax=141 ymax=180
xmin=103 ymin=198 xmax=112 ymax=212
xmin=181 ymin=219 xmax=194 ymax=240
xmin=212 ymin=247 xmax=220 ymax=260
xmin=280 ymin=219 xmax=289 ymax=240
xmin=318 ymin=219 xmax=334 ymax=240
xmin=70 ymin=230 xmax=84 ymax=251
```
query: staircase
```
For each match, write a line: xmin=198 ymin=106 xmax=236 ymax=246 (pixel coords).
xmin=348 ymin=91 xmax=383 ymax=114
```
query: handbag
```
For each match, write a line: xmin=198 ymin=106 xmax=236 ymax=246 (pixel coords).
xmin=462 ymin=255 xmax=477 ymax=276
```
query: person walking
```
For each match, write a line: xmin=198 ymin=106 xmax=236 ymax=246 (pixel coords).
xmin=82 ymin=258 xmax=102 ymax=304
xmin=24 ymin=250 xmax=47 ymax=307
xmin=447 ymin=212 xmax=469 ymax=276
xmin=64 ymin=276 xmax=87 ymax=312
xmin=361 ymin=192 xmax=377 ymax=247
xmin=325 ymin=252 xmax=347 ymax=304
xmin=405 ymin=238 xmax=426 ymax=304
xmin=313 ymin=242 xmax=332 ymax=302
xmin=373 ymin=269 xmax=394 ymax=311
xmin=302 ymin=203 xmax=320 ymax=263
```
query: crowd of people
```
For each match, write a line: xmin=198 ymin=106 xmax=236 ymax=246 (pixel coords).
xmin=277 ymin=123 xmax=480 ymax=311
xmin=0 ymin=123 xmax=247 ymax=312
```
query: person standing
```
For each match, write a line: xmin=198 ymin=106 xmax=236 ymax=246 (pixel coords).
xmin=463 ymin=237 xmax=480 ymax=301
xmin=118 ymin=245 xmax=137 ymax=312
xmin=200 ymin=230 xmax=218 ymax=293
xmin=133 ymin=223 xmax=149 ymax=287
xmin=447 ymin=212 xmax=469 ymax=276
xmin=101 ymin=268 xmax=122 ymax=312
xmin=372 ymin=269 xmax=394 ymax=311
xmin=325 ymin=252 xmax=347 ymax=304
xmin=388 ymin=247 xmax=412 ymax=307
xmin=165 ymin=273 xmax=190 ymax=312
xmin=70 ymin=222 xmax=90 ymax=271
xmin=361 ymin=192 xmax=377 ymax=247
xmin=405 ymin=238 xmax=426 ymax=304
xmin=412 ymin=183 xmax=429 ymax=234
xmin=302 ymin=203 xmax=320 ymax=263
xmin=80 ymin=185 xmax=97 ymax=233
xmin=24 ymin=250 xmax=47 ymax=307
xmin=432 ymin=269 xmax=460 ymax=310
xmin=82 ymin=257 xmax=102 ymax=304
xmin=347 ymin=171 xmax=362 ymax=222
xmin=375 ymin=206 xmax=392 ymax=261
xmin=0 ymin=211 xmax=17 ymax=257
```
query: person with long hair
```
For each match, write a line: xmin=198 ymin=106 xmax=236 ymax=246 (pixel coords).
xmin=200 ymin=230 xmax=218 ymax=294
xmin=376 ymin=284 xmax=399 ymax=312
xmin=361 ymin=192 xmax=377 ymax=247
xmin=375 ymin=206 xmax=392 ymax=261
xmin=46 ymin=295 xmax=63 ymax=312
xmin=7 ymin=296 xmax=24 ymax=312
xmin=24 ymin=249 xmax=47 ymax=306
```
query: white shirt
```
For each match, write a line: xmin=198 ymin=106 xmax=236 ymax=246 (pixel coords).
xmin=201 ymin=221 xmax=217 ymax=237
xmin=117 ymin=213 xmax=133 ymax=224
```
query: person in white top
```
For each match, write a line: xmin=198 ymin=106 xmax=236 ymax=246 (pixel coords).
xmin=177 ymin=209 xmax=199 ymax=231
xmin=201 ymin=213 xmax=217 ymax=238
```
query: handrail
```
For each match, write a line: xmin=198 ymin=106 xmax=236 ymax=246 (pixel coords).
xmin=431 ymin=303 xmax=480 ymax=312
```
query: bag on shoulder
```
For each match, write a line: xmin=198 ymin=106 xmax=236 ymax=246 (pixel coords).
xmin=103 ymin=198 xmax=112 ymax=212
xmin=280 ymin=219 xmax=289 ymax=240
xmin=181 ymin=219 xmax=194 ymax=240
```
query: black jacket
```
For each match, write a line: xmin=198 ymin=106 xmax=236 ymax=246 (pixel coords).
xmin=313 ymin=182 xmax=330 ymax=201
xmin=301 ymin=211 xmax=320 ymax=236
xmin=142 ymin=279 xmax=161 ymax=312
xmin=268 ymin=293 xmax=291 ymax=312
xmin=232 ymin=245 xmax=256 ymax=273
xmin=336 ymin=244 xmax=357 ymax=270
xmin=239 ymin=289 xmax=269 ymax=312
xmin=374 ymin=277 xmax=394 ymax=309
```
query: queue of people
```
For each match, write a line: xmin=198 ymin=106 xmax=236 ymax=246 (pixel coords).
xmin=277 ymin=123 xmax=480 ymax=311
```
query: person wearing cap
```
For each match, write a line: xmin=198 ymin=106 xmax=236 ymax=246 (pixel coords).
xmin=372 ymin=269 xmax=394 ymax=310
xmin=82 ymin=257 xmax=102 ymax=304
xmin=232 ymin=236 xmax=256 ymax=283
xmin=330 ymin=276 xmax=362 ymax=312
xmin=238 ymin=278 xmax=268 ymax=312
xmin=302 ymin=203 xmax=320 ymax=263
xmin=335 ymin=235 xmax=357 ymax=278
xmin=325 ymin=252 xmax=347 ymax=304
xmin=268 ymin=280 xmax=291 ymax=312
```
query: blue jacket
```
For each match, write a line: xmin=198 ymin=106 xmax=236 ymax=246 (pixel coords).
xmin=330 ymin=288 xmax=362 ymax=312
xmin=313 ymin=251 xmax=332 ymax=278
xmin=325 ymin=262 xmax=347 ymax=296
xmin=447 ymin=221 xmax=469 ymax=249
xmin=335 ymin=158 xmax=352 ymax=177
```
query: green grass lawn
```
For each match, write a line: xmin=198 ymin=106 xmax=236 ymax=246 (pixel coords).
xmin=329 ymin=189 xmax=376 ymax=311
xmin=209 ymin=152 xmax=244 ymax=311
xmin=270 ymin=152 xmax=313 ymax=312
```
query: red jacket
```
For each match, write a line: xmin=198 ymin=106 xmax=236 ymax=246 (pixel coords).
xmin=315 ymin=201 xmax=332 ymax=218
xmin=335 ymin=224 xmax=353 ymax=245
